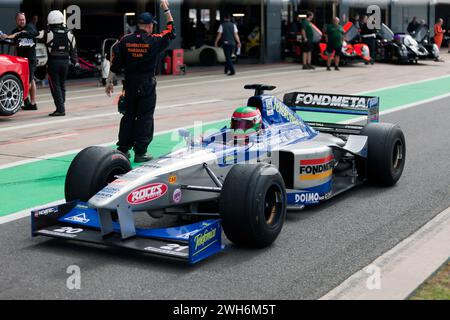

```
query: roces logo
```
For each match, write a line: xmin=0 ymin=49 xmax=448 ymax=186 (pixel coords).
xmin=127 ymin=183 xmax=168 ymax=205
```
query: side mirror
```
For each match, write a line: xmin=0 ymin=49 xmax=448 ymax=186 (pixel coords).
xmin=178 ymin=129 xmax=193 ymax=148
xmin=178 ymin=129 xmax=191 ymax=139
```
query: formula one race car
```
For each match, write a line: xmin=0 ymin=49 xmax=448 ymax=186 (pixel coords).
xmin=32 ymin=85 xmax=406 ymax=264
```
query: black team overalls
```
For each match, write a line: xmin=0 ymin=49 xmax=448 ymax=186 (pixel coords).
xmin=110 ymin=22 xmax=175 ymax=156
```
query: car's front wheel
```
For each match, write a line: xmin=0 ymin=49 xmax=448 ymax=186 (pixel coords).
xmin=0 ymin=74 xmax=23 ymax=116
xmin=220 ymin=163 xmax=287 ymax=248
xmin=65 ymin=146 xmax=132 ymax=202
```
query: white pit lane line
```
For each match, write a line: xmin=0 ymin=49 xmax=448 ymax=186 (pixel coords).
xmin=35 ymin=65 xmax=299 ymax=98
xmin=2 ymin=91 xmax=450 ymax=224
xmin=0 ymin=99 xmax=223 ymax=133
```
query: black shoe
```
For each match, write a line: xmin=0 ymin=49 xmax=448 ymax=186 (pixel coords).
xmin=49 ymin=111 xmax=65 ymax=117
xmin=135 ymin=153 xmax=153 ymax=163
xmin=308 ymin=64 xmax=316 ymax=70
xmin=228 ymin=72 xmax=236 ymax=76
xmin=335 ymin=66 xmax=340 ymax=71
xmin=22 ymin=104 xmax=37 ymax=111
xmin=302 ymin=64 xmax=309 ymax=70
xmin=326 ymin=66 xmax=332 ymax=71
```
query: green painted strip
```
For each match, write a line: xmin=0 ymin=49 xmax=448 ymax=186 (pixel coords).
xmin=1 ymin=76 xmax=450 ymax=217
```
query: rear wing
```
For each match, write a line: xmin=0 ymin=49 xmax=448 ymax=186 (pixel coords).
xmin=283 ymin=92 xmax=379 ymax=135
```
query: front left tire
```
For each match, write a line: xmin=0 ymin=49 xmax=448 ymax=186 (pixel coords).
xmin=220 ymin=163 xmax=287 ymax=248
xmin=65 ymin=146 xmax=131 ymax=202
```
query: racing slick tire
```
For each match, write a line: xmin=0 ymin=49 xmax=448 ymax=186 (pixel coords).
xmin=220 ymin=163 xmax=287 ymax=248
xmin=65 ymin=146 xmax=132 ymax=202
xmin=0 ymin=74 xmax=23 ymax=116
xmin=358 ymin=123 xmax=406 ymax=186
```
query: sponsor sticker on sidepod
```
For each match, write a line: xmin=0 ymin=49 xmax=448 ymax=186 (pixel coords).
xmin=127 ymin=183 xmax=168 ymax=205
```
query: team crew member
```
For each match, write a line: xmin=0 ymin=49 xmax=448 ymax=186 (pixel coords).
xmin=325 ymin=17 xmax=344 ymax=71
xmin=360 ymin=15 xmax=377 ymax=62
xmin=215 ymin=14 xmax=241 ymax=76
xmin=106 ymin=0 xmax=175 ymax=163
xmin=36 ymin=10 xmax=78 ymax=116
xmin=434 ymin=18 xmax=445 ymax=49
xmin=301 ymin=11 xmax=315 ymax=70
xmin=1 ymin=13 xmax=39 ymax=110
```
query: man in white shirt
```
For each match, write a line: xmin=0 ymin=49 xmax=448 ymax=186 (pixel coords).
xmin=215 ymin=14 xmax=241 ymax=76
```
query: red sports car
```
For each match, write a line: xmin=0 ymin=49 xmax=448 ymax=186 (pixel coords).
xmin=0 ymin=53 xmax=30 ymax=116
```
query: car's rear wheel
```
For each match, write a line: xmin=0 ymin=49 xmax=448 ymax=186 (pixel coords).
xmin=0 ymin=74 xmax=23 ymax=116
xmin=65 ymin=146 xmax=132 ymax=202
xmin=220 ymin=163 xmax=286 ymax=248
xmin=358 ymin=123 xmax=406 ymax=186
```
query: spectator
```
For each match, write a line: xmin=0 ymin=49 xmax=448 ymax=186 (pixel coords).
xmin=0 ymin=13 xmax=39 ymax=110
xmin=434 ymin=19 xmax=445 ymax=49
xmin=325 ymin=17 xmax=344 ymax=71
xmin=31 ymin=15 xmax=39 ymax=28
xmin=360 ymin=15 xmax=377 ymax=62
xmin=215 ymin=13 xmax=241 ymax=76
xmin=407 ymin=17 xmax=419 ymax=34
xmin=301 ymin=11 xmax=315 ymax=70
xmin=351 ymin=14 xmax=360 ymax=29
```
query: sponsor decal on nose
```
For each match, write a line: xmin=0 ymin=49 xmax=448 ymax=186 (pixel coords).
xmin=127 ymin=183 xmax=168 ymax=205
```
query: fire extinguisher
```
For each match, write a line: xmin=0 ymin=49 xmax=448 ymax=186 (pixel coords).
xmin=163 ymin=54 xmax=172 ymax=75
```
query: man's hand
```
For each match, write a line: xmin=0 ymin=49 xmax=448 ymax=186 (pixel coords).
xmin=160 ymin=0 xmax=169 ymax=10
xmin=105 ymin=83 xmax=114 ymax=97
xmin=0 ymin=34 xmax=7 ymax=40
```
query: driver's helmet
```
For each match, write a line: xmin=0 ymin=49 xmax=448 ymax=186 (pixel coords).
xmin=230 ymin=106 xmax=262 ymax=138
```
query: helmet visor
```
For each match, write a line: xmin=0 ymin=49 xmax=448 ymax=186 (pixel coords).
xmin=231 ymin=118 xmax=257 ymax=132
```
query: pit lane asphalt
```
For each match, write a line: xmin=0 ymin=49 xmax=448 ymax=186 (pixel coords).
xmin=0 ymin=95 xmax=449 ymax=299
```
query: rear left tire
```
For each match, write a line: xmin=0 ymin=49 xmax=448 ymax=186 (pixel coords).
xmin=358 ymin=123 xmax=406 ymax=186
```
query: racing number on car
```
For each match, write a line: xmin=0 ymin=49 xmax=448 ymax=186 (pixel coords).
xmin=160 ymin=244 xmax=188 ymax=252
xmin=53 ymin=227 xmax=83 ymax=234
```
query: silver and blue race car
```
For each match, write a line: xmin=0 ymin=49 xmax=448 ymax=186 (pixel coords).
xmin=31 ymin=84 xmax=406 ymax=264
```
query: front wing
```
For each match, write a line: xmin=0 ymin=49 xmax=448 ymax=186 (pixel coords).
xmin=31 ymin=202 xmax=224 ymax=264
